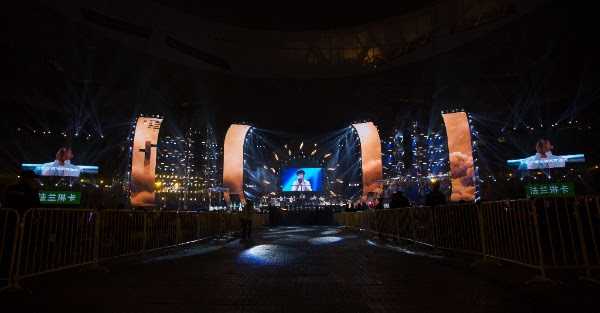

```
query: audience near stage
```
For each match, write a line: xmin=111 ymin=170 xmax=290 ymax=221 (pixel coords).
xmin=375 ymin=197 xmax=385 ymax=210
xmin=240 ymin=200 xmax=254 ymax=241
xmin=425 ymin=180 xmax=447 ymax=207
xmin=389 ymin=191 xmax=410 ymax=209
xmin=3 ymin=170 xmax=40 ymax=214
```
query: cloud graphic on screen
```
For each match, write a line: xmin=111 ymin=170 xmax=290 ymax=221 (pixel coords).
xmin=450 ymin=184 xmax=476 ymax=201
xmin=131 ymin=191 xmax=155 ymax=205
xmin=131 ymin=170 xmax=155 ymax=205
xmin=449 ymin=151 xmax=475 ymax=201
xmin=450 ymin=152 xmax=473 ymax=180
xmin=131 ymin=170 xmax=155 ymax=192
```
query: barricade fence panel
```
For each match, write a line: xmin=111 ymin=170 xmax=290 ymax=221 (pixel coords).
xmin=432 ymin=203 xmax=481 ymax=254
xmin=1 ymin=209 xmax=20 ymax=286
xmin=98 ymin=210 xmax=145 ymax=260
xmin=335 ymin=196 xmax=600 ymax=280
xmin=535 ymin=197 xmax=600 ymax=271
xmin=411 ymin=207 xmax=435 ymax=245
xmin=479 ymin=200 xmax=541 ymax=268
xmin=580 ymin=197 xmax=600 ymax=268
xmin=146 ymin=211 xmax=178 ymax=251
xmin=15 ymin=209 xmax=97 ymax=279
xmin=178 ymin=212 xmax=199 ymax=243
xmin=0 ymin=208 xmax=268 ymax=289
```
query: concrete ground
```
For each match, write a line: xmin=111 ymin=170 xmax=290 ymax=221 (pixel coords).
xmin=1 ymin=226 xmax=597 ymax=313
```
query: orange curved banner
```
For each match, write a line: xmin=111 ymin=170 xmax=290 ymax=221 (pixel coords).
xmin=130 ymin=117 xmax=163 ymax=207
xmin=442 ymin=112 xmax=475 ymax=202
xmin=223 ymin=124 xmax=251 ymax=203
xmin=352 ymin=122 xmax=383 ymax=197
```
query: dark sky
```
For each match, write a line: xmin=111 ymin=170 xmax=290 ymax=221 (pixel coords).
xmin=1 ymin=1 xmax=600 ymax=176
xmin=149 ymin=2 xmax=437 ymax=31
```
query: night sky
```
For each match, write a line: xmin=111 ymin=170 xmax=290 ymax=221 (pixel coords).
xmin=1 ymin=1 xmax=599 ymax=176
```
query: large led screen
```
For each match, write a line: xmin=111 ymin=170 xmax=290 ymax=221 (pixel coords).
xmin=442 ymin=112 xmax=475 ymax=202
xmin=352 ymin=122 xmax=383 ymax=197
xmin=130 ymin=117 xmax=163 ymax=207
xmin=281 ymin=167 xmax=324 ymax=192
xmin=223 ymin=124 xmax=252 ymax=203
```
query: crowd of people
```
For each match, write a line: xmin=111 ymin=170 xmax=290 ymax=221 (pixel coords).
xmin=359 ymin=180 xmax=448 ymax=212
xmin=1 ymin=172 xmax=449 ymax=215
xmin=1 ymin=170 xmax=41 ymax=214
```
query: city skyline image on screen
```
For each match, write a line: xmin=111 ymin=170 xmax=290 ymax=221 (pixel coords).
xmin=281 ymin=167 xmax=324 ymax=192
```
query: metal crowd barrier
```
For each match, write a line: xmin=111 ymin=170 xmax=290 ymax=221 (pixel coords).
xmin=0 ymin=209 xmax=268 ymax=290
xmin=335 ymin=196 xmax=600 ymax=282
xmin=1 ymin=209 xmax=20 ymax=289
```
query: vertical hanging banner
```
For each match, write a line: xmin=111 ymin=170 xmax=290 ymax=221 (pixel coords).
xmin=442 ymin=112 xmax=475 ymax=201
xmin=352 ymin=122 xmax=383 ymax=197
xmin=223 ymin=124 xmax=251 ymax=204
xmin=130 ymin=117 xmax=163 ymax=207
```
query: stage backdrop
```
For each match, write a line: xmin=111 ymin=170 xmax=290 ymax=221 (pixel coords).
xmin=130 ymin=117 xmax=163 ymax=206
xmin=223 ymin=124 xmax=251 ymax=204
xmin=442 ymin=112 xmax=475 ymax=201
xmin=352 ymin=122 xmax=383 ymax=197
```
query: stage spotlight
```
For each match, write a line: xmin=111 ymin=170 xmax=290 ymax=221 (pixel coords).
xmin=299 ymin=142 xmax=304 ymax=150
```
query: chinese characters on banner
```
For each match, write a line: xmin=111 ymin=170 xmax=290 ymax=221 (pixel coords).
xmin=39 ymin=191 xmax=81 ymax=205
xmin=526 ymin=182 xmax=575 ymax=198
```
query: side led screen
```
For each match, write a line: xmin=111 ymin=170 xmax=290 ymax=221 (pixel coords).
xmin=442 ymin=112 xmax=475 ymax=202
xmin=507 ymin=139 xmax=585 ymax=170
xmin=352 ymin=122 xmax=383 ymax=197
xmin=280 ymin=167 xmax=324 ymax=192
xmin=130 ymin=117 xmax=163 ymax=207
xmin=21 ymin=147 xmax=98 ymax=177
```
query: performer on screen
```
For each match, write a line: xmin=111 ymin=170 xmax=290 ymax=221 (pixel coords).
xmin=41 ymin=147 xmax=80 ymax=177
xmin=535 ymin=139 xmax=554 ymax=159
xmin=291 ymin=169 xmax=312 ymax=191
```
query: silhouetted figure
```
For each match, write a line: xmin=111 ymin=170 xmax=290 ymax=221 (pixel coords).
xmin=359 ymin=202 xmax=368 ymax=211
xmin=425 ymin=180 xmax=447 ymax=207
xmin=375 ymin=197 xmax=385 ymax=210
xmin=4 ymin=170 xmax=40 ymax=214
xmin=389 ymin=191 xmax=410 ymax=208
xmin=240 ymin=200 xmax=254 ymax=241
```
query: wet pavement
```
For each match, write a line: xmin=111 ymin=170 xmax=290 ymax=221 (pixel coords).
xmin=1 ymin=226 xmax=597 ymax=313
